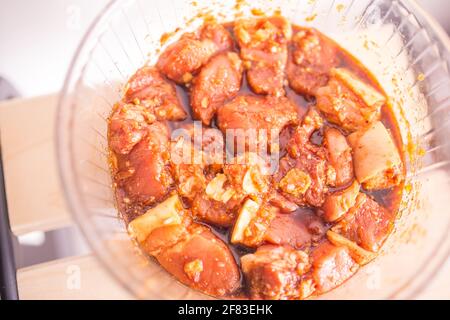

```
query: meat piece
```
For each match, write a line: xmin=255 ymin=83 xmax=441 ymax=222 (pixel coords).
xmin=223 ymin=152 xmax=271 ymax=197
xmin=276 ymin=151 xmax=329 ymax=208
xmin=109 ymin=103 xmax=155 ymax=154
xmin=216 ymin=153 xmax=276 ymax=233
xmin=190 ymin=173 xmax=242 ymax=227
xmin=217 ymin=95 xmax=299 ymax=153
xmin=127 ymin=194 xmax=192 ymax=256
xmin=201 ymin=127 xmax=226 ymax=171
xmin=171 ymin=170 xmax=237 ymax=228
xmin=198 ymin=22 xmax=234 ymax=51
xmin=169 ymin=136 xmax=207 ymax=202
xmin=115 ymin=121 xmax=173 ymax=205
xmin=172 ymin=162 xmax=207 ymax=202
xmin=170 ymin=128 xmax=239 ymax=227
xmin=286 ymin=107 xmax=324 ymax=158
xmin=276 ymin=154 xmax=329 ymax=208
xmin=275 ymin=109 xmax=341 ymax=207
xmin=156 ymin=225 xmax=240 ymax=297
xmin=191 ymin=192 xmax=239 ymax=227
xmin=311 ymin=241 xmax=358 ymax=293
xmin=316 ymin=68 xmax=386 ymax=132
xmin=268 ymin=191 xmax=299 ymax=213
xmin=332 ymin=193 xmax=395 ymax=252
xmin=348 ymin=121 xmax=404 ymax=190
xmin=326 ymin=230 xmax=376 ymax=265
xmin=124 ymin=67 xmax=187 ymax=121
xmin=127 ymin=196 xmax=201 ymax=257
xmin=289 ymin=151 xmax=328 ymax=208
xmin=157 ymin=36 xmax=217 ymax=84
xmin=231 ymin=200 xmax=278 ymax=247
xmin=324 ymin=127 xmax=353 ymax=187
xmin=264 ymin=210 xmax=326 ymax=249
xmin=234 ymin=16 xmax=292 ymax=96
xmin=128 ymin=194 xmax=240 ymax=297
xmin=241 ymin=245 xmax=312 ymax=300
xmin=169 ymin=126 xmax=226 ymax=202
xmin=157 ymin=23 xmax=233 ymax=84
xmin=170 ymin=124 xmax=225 ymax=171
xmin=322 ymin=180 xmax=360 ymax=222
xmin=287 ymin=28 xmax=339 ymax=96
xmin=142 ymin=222 xmax=190 ymax=255
xmin=191 ymin=52 xmax=243 ymax=125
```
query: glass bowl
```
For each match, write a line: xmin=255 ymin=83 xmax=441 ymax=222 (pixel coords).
xmin=57 ymin=0 xmax=450 ymax=299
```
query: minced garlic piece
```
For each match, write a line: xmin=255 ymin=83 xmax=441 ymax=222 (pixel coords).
xmin=205 ymin=174 xmax=235 ymax=203
xmin=242 ymin=166 xmax=268 ymax=195
xmin=184 ymin=259 xmax=203 ymax=282
xmin=279 ymin=168 xmax=311 ymax=197
xmin=231 ymin=199 xmax=260 ymax=245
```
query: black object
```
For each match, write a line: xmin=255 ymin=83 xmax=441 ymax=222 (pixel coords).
xmin=0 ymin=139 xmax=19 ymax=300
xmin=0 ymin=300 xmax=441 ymax=316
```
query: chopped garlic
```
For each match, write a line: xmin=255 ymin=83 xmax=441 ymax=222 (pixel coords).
xmin=231 ymin=199 xmax=260 ymax=244
xmin=205 ymin=174 xmax=235 ymax=202
xmin=184 ymin=259 xmax=203 ymax=282
xmin=279 ymin=168 xmax=311 ymax=197
xmin=242 ymin=166 xmax=268 ymax=195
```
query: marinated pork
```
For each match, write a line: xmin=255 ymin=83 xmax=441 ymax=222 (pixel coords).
xmin=217 ymin=95 xmax=298 ymax=152
xmin=316 ymin=68 xmax=385 ymax=132
xmin=108 ymin=17 xmax=405 ymax=300
xmin=287 ymin=28 xmax=338 ymax=96
xmin=234 ymin=16 xmax=292 ymax=96
xmin=348 ymin=121 xmax=404 ymax=190
xmin=124 ymin=66 xmax=187 ymax=121
xmin=191 ymin=52 xmax=243 ymax=125
xmin=157 ymin=23 xmax=233 ymax=84
xmin=241 ymin=245 xmax=312 ymax=300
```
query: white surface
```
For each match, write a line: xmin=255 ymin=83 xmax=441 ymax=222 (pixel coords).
xmin=0 ymin=0 xmax=108 ymax=97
